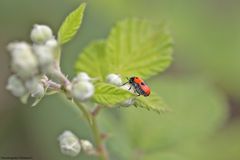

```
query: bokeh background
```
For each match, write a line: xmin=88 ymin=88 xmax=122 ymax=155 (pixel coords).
xmin=0 ymin=0 xmax=240 ymax=159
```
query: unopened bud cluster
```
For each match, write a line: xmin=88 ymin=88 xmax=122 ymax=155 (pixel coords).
xmin=6 ymin=24 xmax=58 ymax=102
xmin=58 ymin=130 xmax=95 ymax=157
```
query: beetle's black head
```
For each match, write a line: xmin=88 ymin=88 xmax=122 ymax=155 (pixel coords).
xmin=128 ymin=77 xmax=135 ymax=84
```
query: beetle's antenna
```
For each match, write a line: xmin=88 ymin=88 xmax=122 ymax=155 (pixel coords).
xmin=121 ymin=82 xmax=128 ymax=86
xmin=122 ymin=77 xmax=129 ymax=86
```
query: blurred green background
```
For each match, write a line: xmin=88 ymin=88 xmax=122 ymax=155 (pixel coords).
xmin=0 ymin=0 xmax=240 ymax=159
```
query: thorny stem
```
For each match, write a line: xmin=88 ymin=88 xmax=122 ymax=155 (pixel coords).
xmin=74 ymin=101 xmax=109 ymax=160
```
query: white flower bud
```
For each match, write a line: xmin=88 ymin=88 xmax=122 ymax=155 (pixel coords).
xmin=106 ymin=73 xmax=122 ymax=86
xmin=80 ymin=140 xmax=95 ymax=155
xmin=45 ymin=38 xmax=58 ymax=49
xmin=25 ymin=77 xmax=39 ymax=91
xmin=120 ymin=84 xmax=135 ymax=107
xmin=120 ymin=83 xmax=134 ymax=93
xmin=7 ymin=41 xmax=30 ymax=53
xmin=73 ymin=72 xmax=91 ymax=82
xmin=71 ymin=81 xmax=94 ymax=101
xmin=25 ymin=78 xmax=45 ymax=98
xmin=33 ymin=44 xmax=54 ymax=73
xmin=31 ymin=83 xmax=45 ymax=97
xmin=7 ymin=42 xmax=38 ymax=79
xmin=6 ymin=75 xmax=27 ymax=97
xmin=31 ymin=83 xmax=45 ymax=98
xmin=31 ymin=24 xmax=53 ymax=44
xmin=121 ymin=98 xmax=135 ymax=107
xmin=58 ymin=131 xmax=81 ymax=157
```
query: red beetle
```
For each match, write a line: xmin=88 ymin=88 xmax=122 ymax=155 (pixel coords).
xmin=123 ymin=76 xmax=151 ymax=97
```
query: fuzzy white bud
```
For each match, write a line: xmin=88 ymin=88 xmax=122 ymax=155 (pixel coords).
xmin=71 ymin=81 xmax=94 ymax=101
xmin=33 ymin=44 xmax=54 ymax=73
xmin=31 ymin=83 xmax=45 ymax=98
xmin=6 ymin=75 xmax=27 ymax=97
xmin=120 ymin=84 xmax=135 ymax=107
xmin=80 ymin=140 xmax=95 ymax=155
xmin=25 ymin=78 xmax=45 ymax=98
xmin=73 ymin=72 xmax=91 ymax=82
xmin=58 ymin=131 xmax=81 ymax=157
xmin=45 ymin=38 xmax=58 ymax=49
xmin=106 ymin=73 xmax=122 ymax=86
xmin=120 ymin=83 xmax=134 ymax=93
xmin=25 ymin=77 xmax=39 ymax=91
xmin=7 ymin=42 xmax=38 ymax=79
xmin=31 ymin=24 xmax=53 ymax=44
xmin=121 ymin=98 xmax=135 ymax=107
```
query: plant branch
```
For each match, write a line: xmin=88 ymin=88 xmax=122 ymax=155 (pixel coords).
xmin=91 ymin=105 xmax=102 ymax=116
xmin=91 ymin=116 xmax=109 ymax=160
xmin=74 ymin=100 xmax=92 ymax=125
xmin=41 ymin=77 xmax=61 ymax=90
xmin=74 ymin=101 xmax=109 ymax=160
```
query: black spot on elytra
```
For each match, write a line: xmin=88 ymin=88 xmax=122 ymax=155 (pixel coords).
xmin=140 ymin=82 xmax=145 ymax=85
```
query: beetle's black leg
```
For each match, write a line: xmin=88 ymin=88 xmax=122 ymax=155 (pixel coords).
xmin=121 ymin=82 xmax=128 ymax=86
xmin=128 ymin=86 xmax=132 ymax=90
xmin=137 ymin=93 xmax=140 ymax=96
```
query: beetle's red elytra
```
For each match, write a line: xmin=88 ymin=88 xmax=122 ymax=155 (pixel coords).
xmin=122 ymin=76 xmax=151 ymax=97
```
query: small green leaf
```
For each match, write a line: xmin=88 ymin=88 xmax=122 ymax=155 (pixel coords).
xmin=58 ymin=3 xmax=86 ymax=45
xmin=32 ymin=97 xmax=43 ymax=107
xmin=134 ymin=93 xmax=169 ymax=113
xmin=93 ymin=83 xmax=133 ymax=106
xmin=106 ymin=18 xmax=173 ymax=79
xmin=75 ymin=41 xmax=107 ymax=80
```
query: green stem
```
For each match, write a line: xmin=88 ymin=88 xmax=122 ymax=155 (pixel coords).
xmin=91 ymin=116 xmax=109 ymax=160
xmin=54 ymin=45 xmax=62 ymax=66
xmin=74 ymin=101 xmax=109 ymax=160
xmin=74 ymin=100 xmax=92 ymax=124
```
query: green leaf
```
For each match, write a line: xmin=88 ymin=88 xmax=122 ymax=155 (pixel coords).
xmin=75 ymin=19 xmax=173 ymax=81
xmin=58 ymin=3 xmax=86 ymax=45
xmin=105 ymin=18 xmax=173 ymax=79
xmin=134 ymin=93 xmax=169 ymax=113
xmin=93 ymin=83 xmax=133 ymax=106
xmin=75 ymin=41 xmax=107 ymax=80
xmin=31 ymin=97 xmax=43 ymax=107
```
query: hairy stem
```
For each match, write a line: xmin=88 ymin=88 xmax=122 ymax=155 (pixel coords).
xmin=41 ymin=77 xmax=61 ymax=91
xmin=91 ymin=105 xmax=102 ymax=116
xmin=91 ymin=115 xmax=109 ymax=160
xmin=74 ymin=101 xmax=109 ymax=160
xmin=74 ymin=100 xmax=92 ymax=125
